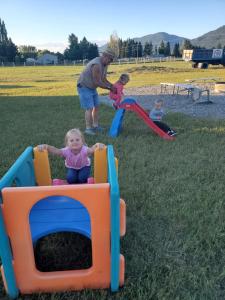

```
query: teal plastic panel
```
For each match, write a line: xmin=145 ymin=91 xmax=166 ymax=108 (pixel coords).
xmin=107 ymin=145 xmax=120 ymax=292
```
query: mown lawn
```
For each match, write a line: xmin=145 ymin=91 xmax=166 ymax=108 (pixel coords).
xmin=1 ymin=63 xmax=225 ymax=299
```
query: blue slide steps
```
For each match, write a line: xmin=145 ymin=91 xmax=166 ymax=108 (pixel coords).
xmin=109 ymin=108 xmax=126 ymax=138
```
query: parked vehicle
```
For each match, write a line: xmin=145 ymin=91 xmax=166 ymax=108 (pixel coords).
xmin=182 ymin=48 xmax=225 ymax=68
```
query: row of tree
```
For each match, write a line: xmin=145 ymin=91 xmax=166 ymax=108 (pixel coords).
xmin=0 ymin=18 xmax=185 ymax=63
xmin=0 ymin=18 xmax=100 ymax=63
xmin=107 ymin=32 xmax=186 ymax=58
xmin=1 ymin=18 xmax=224 ymax=63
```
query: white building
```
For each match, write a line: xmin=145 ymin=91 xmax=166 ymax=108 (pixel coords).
xmin=37 ymin=54 xmax=58 ymax=65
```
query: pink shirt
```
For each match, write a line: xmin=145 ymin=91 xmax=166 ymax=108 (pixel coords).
xmin=109 ymin=81 xmax=124 ymax=104
xmin=60 ymin=145 xmax=91 ymax=169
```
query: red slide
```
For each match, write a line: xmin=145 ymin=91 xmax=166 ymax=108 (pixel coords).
xmin=120 ymin=100 xmax=175 ymax=140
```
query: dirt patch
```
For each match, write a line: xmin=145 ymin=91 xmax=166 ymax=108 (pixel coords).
xmin=99 ymin=85 xmax=225 ymax=119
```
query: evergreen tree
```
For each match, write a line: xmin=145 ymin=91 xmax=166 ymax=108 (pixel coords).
xmin=64 ymin=34 xmax=81 ymax=60
xmin=56 ymin=52 xmax=64 ymax=64
xmin=0 ymin=19 xmax=8 ymax=42
xmin=6 ymin=38 xmax=17 ymax=61
xmin=172 ymin=43 xmax=181 ymax=57
xmin=182 ymin=39 xmax=193 ymax=50
xmin=88 ymin=43 xmax=98 ymax=60
xmin=64 ymin=34 xmax=99 ymax=61
xmin=158 ymin=40 xmax=165 ymax=55
xmin=143 ymin=42 xmax=153 ymax=56
xmin=127 ymin=39 xmax=133 ymax=58
xmin=137 ymin=42 xmax=143 ymax=57
xmin=0 ymin=18 xmax=17 ymax=62
xmin=164 ymin=42 xmax=171 ymax=56
xmin=79 ymin=37 xmax=89 ymax=59
xmin=124 ymin=41 xmax=129 ymax=58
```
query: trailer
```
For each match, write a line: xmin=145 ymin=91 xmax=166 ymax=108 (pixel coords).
xmin=183 ymin=48 xmax=225 ymax=69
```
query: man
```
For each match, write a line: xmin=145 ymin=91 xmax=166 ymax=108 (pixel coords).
xmin=77 ymin=48 xmax=117 ymax=135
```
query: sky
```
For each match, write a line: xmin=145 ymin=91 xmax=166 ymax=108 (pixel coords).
xmin=1 ymin=0 xmax=225 ymax=53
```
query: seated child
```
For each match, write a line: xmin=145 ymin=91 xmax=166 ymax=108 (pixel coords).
xmin=149 ymin=99 xmax=176 ymax=136
xmin=37 ymin=128 xmax=105 ymax=184
xmin=109 ymin=73 xmax=130 ymax=109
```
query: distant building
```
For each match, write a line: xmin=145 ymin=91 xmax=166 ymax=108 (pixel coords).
xmin=26 ymin=58 xmax=36 ymax=65
xmin=37 ymin=54 xmax=58 ymax=65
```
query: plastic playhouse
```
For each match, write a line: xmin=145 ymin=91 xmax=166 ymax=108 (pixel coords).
xmin=109 ymin=98 xmax=175 ymax=140
xmin=0 ymin=145 xmax=126 ymax=299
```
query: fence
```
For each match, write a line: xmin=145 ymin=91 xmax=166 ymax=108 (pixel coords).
xmin=0 ymin=56 xmax=182 ymax=67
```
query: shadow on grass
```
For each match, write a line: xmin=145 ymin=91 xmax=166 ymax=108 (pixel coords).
xmin=35 ymin=80 xmax=58 ymax=82
xmin=0 ymin=85 xmax=34 ymax=89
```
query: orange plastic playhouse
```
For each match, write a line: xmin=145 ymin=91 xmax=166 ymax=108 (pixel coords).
xmin=0 ymin=145 xmax=126 ymax=298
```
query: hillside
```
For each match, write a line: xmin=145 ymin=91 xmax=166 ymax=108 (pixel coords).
xmin=191 ymin=25 xmax=225 ymax=48
xmin=99 ymin=32 xmax=186 ymax=52
xmin=133 ymin=32 xmax=186 ymax=48
xmin=99 ymin=25 xmax=225 ymax=52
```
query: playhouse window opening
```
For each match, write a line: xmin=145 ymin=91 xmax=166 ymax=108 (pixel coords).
xmin=34 ymin=232 xmax=92 ymax=272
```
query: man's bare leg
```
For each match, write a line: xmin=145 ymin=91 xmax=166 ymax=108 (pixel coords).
xmin=85 ymin=109 xmax=93 ymax=129
xmin=92 ymin=106 xmax=99 ymax=128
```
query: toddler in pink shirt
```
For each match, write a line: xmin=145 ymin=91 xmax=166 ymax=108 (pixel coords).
xmin=109 ymin=73 xmax=130 ymax=109
xmin=37 ymin=128 xmax=105 ymax=184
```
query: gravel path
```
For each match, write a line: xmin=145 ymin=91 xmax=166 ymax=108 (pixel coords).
xmin=99 ymin=85 xmax=225 ymax=119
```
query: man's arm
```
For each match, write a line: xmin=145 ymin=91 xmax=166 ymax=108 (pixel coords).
xmin=92 ymin=64 xmax=116 ymax=92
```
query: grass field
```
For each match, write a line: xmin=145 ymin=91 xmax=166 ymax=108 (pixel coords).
xmin=1 ymin=62 xmax=225 ymax=299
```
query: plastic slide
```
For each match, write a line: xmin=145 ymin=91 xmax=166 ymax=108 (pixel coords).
xmin=109 ymin=98 xmax=175 ymax=140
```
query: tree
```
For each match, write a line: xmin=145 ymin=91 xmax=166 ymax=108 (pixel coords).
xmin=64 ymin=34 xmax=99 ymax=61
xmin=55 ymin=52 xmax=64 ymax=64
xmin=18 ymin=45 xmax=37 ymax=60
xmin=172 ymin=43 xmax=181 ymax=57
xmin=79 ymin=37 xmax=89 ymax=59
xmin=143 ymin=42 xmax=153 ymax=56
xmin=118 ymin=38 xmax=123 ymax=58
xmin=0 ymin=18 xmax=17 ymax=62
xmin=164 ymin=42 xmax=171 ymax=56
xmin=182 ymin=39 xmax=193 ymax=50
xmin=0 ymin=19 xmax=8 ymax=43
xmin=64 ymin=34 xmax=81 ymax=60
xmin=137 ymin=42 xmax=143 ymax=57
xmin=107 ymin=31 xmax=119 ymax=57
xmin=158 ymin=40 xmax=165 ymax=55
xmin=5 ymin=38 xmax=17 ymax=61
xmin=88 ymin=43 xmax=98 ymax=59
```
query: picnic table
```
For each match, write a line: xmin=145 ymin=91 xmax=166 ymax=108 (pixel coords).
xmin=160 ymin=82 xmax=195 ymax=97
xmin=160 ymin=82 xmax=212 ymax=104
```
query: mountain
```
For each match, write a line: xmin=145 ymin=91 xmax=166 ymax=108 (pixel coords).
xmin=99 ymin=32 xmax=186 ymax=52
xmin=190 ymin=25 xmax=225 ymax=48
xmin=133 ymin=32 xmax=186 ymax=48
xmin=99 ymin=25 xmax=225 ymax=52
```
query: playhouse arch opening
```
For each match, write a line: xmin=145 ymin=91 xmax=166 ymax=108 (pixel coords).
xmin=29 ymin=195 xmax=92 ymax=272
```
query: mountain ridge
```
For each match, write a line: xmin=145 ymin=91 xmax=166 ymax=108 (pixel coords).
xmin=99 ymin=25 xmax=225 ymax=51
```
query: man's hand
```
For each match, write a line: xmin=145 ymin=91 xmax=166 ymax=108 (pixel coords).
xmin=110 ymin=85 xmax=117 ymax=93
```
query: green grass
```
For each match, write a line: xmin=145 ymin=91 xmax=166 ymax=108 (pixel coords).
xmin=1 ymin=63 xmax=225 ymax=299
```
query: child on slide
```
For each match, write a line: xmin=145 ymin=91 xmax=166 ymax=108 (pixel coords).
xmin=109 ymin=73 xmax=130 ymax=109
xmin=149 ymin=99 xmax=176 ymax=137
